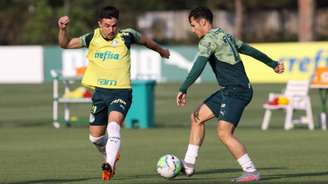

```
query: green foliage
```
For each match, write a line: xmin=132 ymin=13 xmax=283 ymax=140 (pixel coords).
xmin=0 ymin=0 xmax=31 ymax=44
xmin=20 ymin=0 xmax=56 ymax=44
xmin=0 ymin=0 xmax=318 ymax=45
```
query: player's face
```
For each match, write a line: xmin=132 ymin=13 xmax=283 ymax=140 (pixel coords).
xmin=98 ymin=18 xmax=118 ymax=40
xmin=189 ymin=17 xmax=206 ymax=38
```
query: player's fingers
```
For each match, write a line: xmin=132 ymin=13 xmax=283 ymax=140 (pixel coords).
xmin=181 ymin=94 xmax=186 ymax=106
xmin=278 ymin=64 xmax=284 ymax=73
xmin=61 ymin=16 xmax=69 ymax=22
xmin=58 ymin=16 xmax=70 ymax=27
xmin=177 ymin=93 xmax=186 ymax=106
xmin=61 ymin=19 xmax=69 ymax=25
xmin=176 ymin=94 xmax=182 ymax=106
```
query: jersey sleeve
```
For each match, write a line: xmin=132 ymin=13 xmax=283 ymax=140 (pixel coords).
xmin=233 ymin=36 xmax=244 ymax=49
xmin=80 ymin=32 xmax=93 ymax=48
xmin=123 ymin=28 xmax=142 ymax=44
xmin=179 ymin=56 xmax=208 ymax=93
xmin=198 ymin=37 xmax=216 ymax=58
xmin=239 ymin=43 xmax=278 ymax=69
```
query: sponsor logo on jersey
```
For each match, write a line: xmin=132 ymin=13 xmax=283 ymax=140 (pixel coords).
xmin=97 ymin=79 xmax=117 ymax=86
xmin=94 ymin=51 xmax=119 ymax=61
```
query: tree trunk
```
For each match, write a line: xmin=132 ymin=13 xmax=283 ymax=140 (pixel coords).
xmin=235 ymin=0 xmax=243 ymax=38
xmin=298 ymin=0 xmax=315 ymax=41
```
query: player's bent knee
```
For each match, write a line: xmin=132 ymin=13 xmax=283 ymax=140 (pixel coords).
xmin=217 ymin=130 xmax=231 ymax=142
xmin=89 ymin=134 xmax=107 ymax=145
xmin=190 ymin=113 xmax=204 ymax=125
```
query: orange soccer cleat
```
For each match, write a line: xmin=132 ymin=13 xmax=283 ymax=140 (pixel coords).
xmin=101 ymin=153 xmax=120 ymax=181
xmin=102 ymin=163 xmax=113 ymax=181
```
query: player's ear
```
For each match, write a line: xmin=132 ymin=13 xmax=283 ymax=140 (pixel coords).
xmin=200 ymin=18 xmax=206 ymax=26
xmin=97 ymin=20 xmax=102 ymax=28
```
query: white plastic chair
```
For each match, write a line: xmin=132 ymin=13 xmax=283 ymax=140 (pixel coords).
xmin=261 ymin=80 xmax=314 ymax=130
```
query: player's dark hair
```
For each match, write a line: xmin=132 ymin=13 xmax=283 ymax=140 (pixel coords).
xmin=99 ymin=6 xmax=119 ymax=20
xmin=188 ymin=7 xmax=213 ymax=24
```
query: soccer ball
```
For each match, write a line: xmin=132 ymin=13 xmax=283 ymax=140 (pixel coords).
xmin=156 ymin=154 xmax=182 ymax=179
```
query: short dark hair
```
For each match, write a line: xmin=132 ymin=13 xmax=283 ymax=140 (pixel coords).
xmin=99 ymin=6 xmax=119 ymax=20
xmin=188 ymin=7 xmax=213 ymax=24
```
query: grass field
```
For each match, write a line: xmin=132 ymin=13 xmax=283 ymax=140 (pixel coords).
xmin=0 ymin=83 xmax=328 ymax=184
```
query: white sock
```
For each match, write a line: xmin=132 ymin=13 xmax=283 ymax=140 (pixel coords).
xmin=184 ymin=144 xmax=199 ymax=164
xmin=89 ymin=134 xmax=108 ymax=158
xmin=106 ymin=121 xmax=121 ymax=167
xmin=237 ymin=154 xmax=256 ymax=172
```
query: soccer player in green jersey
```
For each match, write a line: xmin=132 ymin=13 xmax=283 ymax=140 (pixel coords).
xmin=176 ymin=7 xmax=284 ymax=183
xmin=58 ymin=6 xmax=169 ymax=181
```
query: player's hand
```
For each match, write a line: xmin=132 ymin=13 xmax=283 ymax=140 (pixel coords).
xmin=160 ymin=48 xmax=170 ymax=59
xmin=176 ymin=92 xmax=187 ymax=107
xmin=274 ymin=62 xmax=284 ymax=74
xmin=58 ymin=16 xmax=70 ymax=30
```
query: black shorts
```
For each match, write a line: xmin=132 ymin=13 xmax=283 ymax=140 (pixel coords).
xmin=89 ymin=87 xmax=132 ymax=126
xmin=204 ymin=86 xmax=253 ymax=126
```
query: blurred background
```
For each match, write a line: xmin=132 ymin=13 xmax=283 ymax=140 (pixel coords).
xmin=1 ymin=0 xmax=327 ymax=125
xmin=1 ymin=1 xmax=328 ymax=183
xmin=1 ymin=0 xmax=328 ymax=45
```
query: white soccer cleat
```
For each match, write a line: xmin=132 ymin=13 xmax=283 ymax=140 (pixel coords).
xmin=181 ymin=160 xmax=195 ymax=177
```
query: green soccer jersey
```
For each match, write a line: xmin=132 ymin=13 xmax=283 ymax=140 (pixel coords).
xmin=199 ymin=28 xmax=249 ymax=88
xmin=179 ymin=28 xmax=278 ymax=93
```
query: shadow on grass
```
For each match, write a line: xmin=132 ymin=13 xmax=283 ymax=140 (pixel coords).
xmin=6 ymin=177 xmax=98 ymax=184
xmin=114 ymin=167 xmax=287 ymax=184
xmin=115 ymin=176 xmax=231 ymax=184
xmin=262 ymin=171 xmax=328 ymax=181
xmin=196 ymin=166 xmax=286 ymax=175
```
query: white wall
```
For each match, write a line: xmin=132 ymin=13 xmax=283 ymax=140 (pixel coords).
xmin=0 ymin=46 xmax=43 ymax=83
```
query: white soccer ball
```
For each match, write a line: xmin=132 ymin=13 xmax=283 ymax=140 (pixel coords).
xmin=156 ymin=154 xmax=182 ymax=179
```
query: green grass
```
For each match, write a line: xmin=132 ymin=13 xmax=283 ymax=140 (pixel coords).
xmin=0 ymin=83 xmax=327 ymax=183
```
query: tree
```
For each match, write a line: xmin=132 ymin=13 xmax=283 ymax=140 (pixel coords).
xmin=234 ymin=0 xmax=243 ymax=38
xmin=20 ymin=0 xmax=55 ymax=44
xmin=298 ymin=0 xmax=315 ymax=41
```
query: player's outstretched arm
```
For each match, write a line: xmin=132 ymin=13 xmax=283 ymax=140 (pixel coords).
xmin=176 ymin=58 xmax=206 ymax=107
xmin=176 ymin=57 xmax=207 ymax=107
xmin=238 ymin=43 xmax=279 ymax=70
xmin=139 ymin=35 xmax=170 ymax=58
xmin=58 ymin=16 xmax=82 ymax=49
xmin=178 ymin=56 xmax=207 ymax=95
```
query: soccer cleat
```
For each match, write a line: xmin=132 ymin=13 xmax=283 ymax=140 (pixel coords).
xmin=102 ymin=163 xmax=113 ymax=181
xmin=180 ymin=160 xmax=195 ymax=177
xmin=231 ymin=171 xmax=260 ymax=183
xmin=101 ymin=153 xmax=120 ymax=181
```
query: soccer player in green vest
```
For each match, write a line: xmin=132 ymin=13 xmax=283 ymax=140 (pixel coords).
xmin=176 ymin=7 xmax=284 ymax=183
xmin=58 ymin=6 xmax=169 ymax=181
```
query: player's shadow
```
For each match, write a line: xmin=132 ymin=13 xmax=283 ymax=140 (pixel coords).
xmin=262 ymin=171 xmax=328 ymax=181
xmin=196 ymin=167 xmax=286 ymax=175
xmin=6 ymin=177 xmax=99 ymax=184
xmin=116 ymin=167 xmax=286 ymax=179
